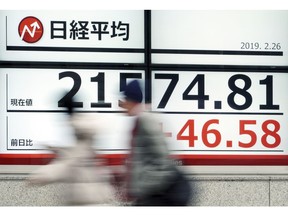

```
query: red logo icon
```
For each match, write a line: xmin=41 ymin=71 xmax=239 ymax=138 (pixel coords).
xmin=18 ymin=16 xmax=44 ymax=43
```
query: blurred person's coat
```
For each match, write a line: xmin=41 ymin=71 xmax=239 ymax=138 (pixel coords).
xmin=28 ymin=114 xmax=117 ymax=206
xmin=127 ymin=112 xmax=191 ymax=205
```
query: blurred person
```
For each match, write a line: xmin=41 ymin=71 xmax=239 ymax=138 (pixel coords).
xmin=117 ymin=80 xmax=191 ymax=206
xmin=27 ymin=94 xmax=117 ymax=206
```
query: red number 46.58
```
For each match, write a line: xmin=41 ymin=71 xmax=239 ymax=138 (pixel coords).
xmin=177 ymin=119 xmax=281 ymax=148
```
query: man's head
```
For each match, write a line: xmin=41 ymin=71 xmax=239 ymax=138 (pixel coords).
xmin=119 ymin=80 xmax=143 ymax=116
xmin=123 ymin=80 xmax=143 ymax=103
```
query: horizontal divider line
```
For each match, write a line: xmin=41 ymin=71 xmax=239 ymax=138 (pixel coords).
xmin=6 ymin=149 xmax=283 ymax=152
xmin=1 ymin=61 xmax=288 ymax=73
xmin=7 ymin=110 xmax=125 ymax=113
xmin=151 ymin=111 xmax=284 ymax=115
xmin=6 ymin=149 xmax=130 ymax=151
xmin=6 ymin=46 xmax=144 ymax=53
xmin=7 ymin=46 xmax=283 ymax=56
xmin=0 ymin=61 xmax=146 ymax=70
xmin=152 ymin=49 xmax=283 ymax=56
xmin=7 ymin=110 xmax=283 ymax=115
xmin=170 ymin=150 xmax=284 ymax=152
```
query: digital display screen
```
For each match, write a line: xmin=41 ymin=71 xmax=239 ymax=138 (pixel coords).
xmin=1 ymin=10 xmax=288 ymax=166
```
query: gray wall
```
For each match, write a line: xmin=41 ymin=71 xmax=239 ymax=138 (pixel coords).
xmin=1 ymin=174 xmax=288 ymax=206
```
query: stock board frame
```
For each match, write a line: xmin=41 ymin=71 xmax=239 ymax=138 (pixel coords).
xmin=1 ymin=10 xmax=288 ymax=167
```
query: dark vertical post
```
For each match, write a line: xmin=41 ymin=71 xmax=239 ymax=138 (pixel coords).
xmin=144 ymin=10 xmax=151 ymax=104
